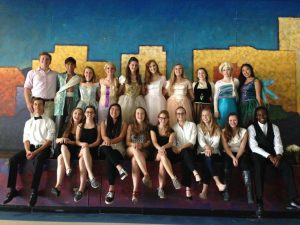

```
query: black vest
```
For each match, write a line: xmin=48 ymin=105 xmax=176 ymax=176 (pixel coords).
xmin=253 ymin=121 xmax=276 ymax=156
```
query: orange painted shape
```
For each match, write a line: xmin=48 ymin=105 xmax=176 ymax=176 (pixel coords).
xmin=0 ymin=67 xmax=25 ymax=117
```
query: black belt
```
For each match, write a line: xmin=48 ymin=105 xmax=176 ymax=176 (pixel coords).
xmin=44 ymin=98 xmax=54 ymax=102
xmin=30 ymin=144 xmax=43 ymax=149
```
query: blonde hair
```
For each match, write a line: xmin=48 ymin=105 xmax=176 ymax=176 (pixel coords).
xmin=199 ymin=108 xmax=221 ymax=137
xmin=104 ymin=62 xmax=116 ymax=71
xmin=219 ymin=62 xmax=233 ymax=74
xmin=168 ymin=64 xmax=187 ymax=95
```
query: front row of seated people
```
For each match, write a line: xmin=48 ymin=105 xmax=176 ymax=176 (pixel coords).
xmin=2 ymin=97 xmax=300 ymax=218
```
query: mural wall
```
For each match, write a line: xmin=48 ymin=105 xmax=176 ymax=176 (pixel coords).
xmin=1 ymin=0 xmax=300 ymax=151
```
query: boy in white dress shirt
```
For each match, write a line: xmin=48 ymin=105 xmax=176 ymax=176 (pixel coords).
xmin=3 ymin=97 xmax=55 ymax=207
xmin=248 ymin=106 xmax=299 ymax=218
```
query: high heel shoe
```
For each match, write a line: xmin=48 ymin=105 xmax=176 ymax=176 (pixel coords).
xmin=194 ymin=173 xmax=202 ymax=185
xmin=186 ymin=189 xmax=192 ymax=200
xmin=132 ymin=191 xmax=139 ymax=204
xmin=217 ymin=183 xmax=226 ymax=192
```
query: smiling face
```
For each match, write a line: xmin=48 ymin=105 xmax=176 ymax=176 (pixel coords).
xmin=256 ymin=109 xmax=268 ymax=124
xmin=197 ymin=69 xmax=206 ymax=81
xmin=105 ymin=64 xmax=115 ymax=77
xmin=149 ymin=61 xmax=158 ymax=74
xmin=129 ymin=61 xmax=139 ymax=74
xmin=39 ymin=54 xmax=51 ymax=70
xmin=221 ymin=65 xmax=232 ymax=78
xmin=174 ymin=65 xmax=183 ymax=77
xmin=33 ymin=99 xmax=44 ymax=115
xmin=84 ymin=68 xmax=94 ymax=82
xmin=228 ymin=114 xmax=238 ymax=129
xmin=201 ymin=109 xmax=212 ymax=124
xmin=84 ymin=107 xmax=95 ymax=119
xmin=158 ymin=112 xmax=168 ymax=126
xmin=135 ymin=108 xmax=146 ymax=123
xmin=242 ymin=65 xmax=252 ymax=78
xmin=176 ymin=107 xmax=186 ymax=123
xmin=72 ymin=108 xmax=83 ymax=123
xmin=110 ymin=105 xmax=121 ymax=120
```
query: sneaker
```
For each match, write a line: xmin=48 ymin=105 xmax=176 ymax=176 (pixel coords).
xmin=74 ymin=191 xmax=83 ymax=202
xmin=105 ymin=191 xmax=115 ymax=205
xmin=66 ymin=168 xmax=72 ymax=177
xmin=157 ymin=188 xmax=165 ymax=199
xmin=120 ymin=169 xmax=128 ymax=180
xmin=172 ymin=177 xmax=182 ymax=190
xmin=89 ymin=178 xmax=100 ymax=189
xmin=286 ymin=201 xmax=300 ymax=210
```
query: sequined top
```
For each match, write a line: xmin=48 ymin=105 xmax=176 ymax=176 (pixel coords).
xmin=240 ymin=79 xmax=256 ymax=101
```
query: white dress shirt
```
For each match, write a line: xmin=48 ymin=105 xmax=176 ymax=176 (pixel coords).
xmin=248 ymin=122 xmax=283 ymax=158
xmin=23 ymin=115 xmax=55 ymax=145
xmin=24 ymin=68 xmax=57 ymax=99
xmin=197 ymin=125 xmax=221 ymax=155
xmin=173 ymin=121 xmax=197 ymax=147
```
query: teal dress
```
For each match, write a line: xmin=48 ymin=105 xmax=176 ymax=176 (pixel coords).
xmin=239 ymin=79 xmax=259 ymax=127
xmin=217 ymin=84 xmax=238 ymax=127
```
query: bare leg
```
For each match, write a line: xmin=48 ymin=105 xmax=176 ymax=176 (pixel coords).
xmin=157 ymin=153 xmax=176 ymax=179
xmin=78 ymin=157 xmax=88 ymax=192
xmin=55 ymin=155 xmax=65 ymax=189
xmin=80 ymin=147 xmax=95 ymax=180
xmin=128 ymin=147 xmax=149 ymax=177
xmin=199 ymin=184 xmax=208 ymax=199
xmin=61 ymin=145 xmax=71 ymax=172
xmin=158 ymin=161 xmax=167 ymax=189
xmin=213 ymin=176 xmax=226 ymax=191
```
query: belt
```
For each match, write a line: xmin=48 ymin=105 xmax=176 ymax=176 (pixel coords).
xmin=30 ymin=144 xmax=43 ymax=149
xmin=44 ymin=98 xmax=54 ymax=102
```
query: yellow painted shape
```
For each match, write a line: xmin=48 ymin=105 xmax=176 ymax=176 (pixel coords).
xmin=121 ymin=46 xmax=167 ymax=77
xmin=194 ymin=46 xmax=296 ymax=112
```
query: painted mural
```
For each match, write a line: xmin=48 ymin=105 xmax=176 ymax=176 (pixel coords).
xmin=0 ymin=0 xmax=300 ymax=151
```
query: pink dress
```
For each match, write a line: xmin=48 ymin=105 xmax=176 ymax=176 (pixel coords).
xmin=166 ymin=79 xmax=193 ymax=127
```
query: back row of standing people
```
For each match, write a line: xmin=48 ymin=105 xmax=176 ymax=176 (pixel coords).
xmin=23 ymin=52 xmax=263 ymax=139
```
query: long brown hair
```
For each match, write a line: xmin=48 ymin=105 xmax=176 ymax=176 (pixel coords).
xmin=157 ymin=110 xmax=172 ymax=136
xmin=168 ymin=64 xmax=187 ymax=95
xmin=62 ymin=108 xmax=84 ymax=138
xmin=125 ymin=57 xmax=142 ymax=85
xmin=199 ymin=108 xmax=220 ymax=136
xmin=131 ymin=107 xmax=150 ymax=139
xmin=223 ymin=112 xmax=241 ymax=143
xmin=82 ymin=66 xmax=96 ymax=82
xmin=145 ymin=59 xmax=162 ymax=85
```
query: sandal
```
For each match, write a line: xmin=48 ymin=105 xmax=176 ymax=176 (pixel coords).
xmin=132 ymin=191 xmax=139 ymax=204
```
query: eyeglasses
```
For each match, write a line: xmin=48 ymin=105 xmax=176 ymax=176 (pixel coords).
xmin=85 ymin=111 xmax=95 ymax=114
xmin=158 ymin=117 xmax=167 ymax=120
xmin=176 ymin=112 xmax=185 ymax=115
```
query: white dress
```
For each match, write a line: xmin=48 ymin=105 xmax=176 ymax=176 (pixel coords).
xmin=144 ymin=76 xmax=167 ymax=125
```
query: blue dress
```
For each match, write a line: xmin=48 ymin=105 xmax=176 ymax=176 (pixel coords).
xmin=216 ymin=81 xmax=238 ymax=127
xmin=239 ymin=79 xmax=259 ymax=127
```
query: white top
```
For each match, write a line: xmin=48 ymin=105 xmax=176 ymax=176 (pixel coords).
xmin=197 ymin=125 xmax=221 ymax=155
xmin=248 ymin=122 xmax=283 ymax=158
xmin=146 ymin=76 xmax=166 ymax=96
xmin=166 ymin=80 xmax=192 ymax=100
xmin=23 ymin=115 xmax=55 ymax=145
xmin=173 ymin=121 xmax=197 ymax=146
xmin=24 ymin=68 xmax=57 ymax=99
xmin=226 ymin=128 xmax=247 ymax=153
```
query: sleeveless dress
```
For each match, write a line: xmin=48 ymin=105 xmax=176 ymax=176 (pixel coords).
xmin=166 ymin=80 xmax=193 ymax=127
xmin=193 ymin=81 xmax=213 ymax=124
xmin=239 ymin=79 xmax=259 ymax=127
xmin=145 ymin=76 xmax=167 ymax=125
xmin=80 ymin=126 xmax=99 ymax=159
xmin=98 ymin=79 xmax=119 ymax=122
xmin=56 ymin=133 xmax=79 ymax=159
xmin=77 ymin=84 xmax=99 ymax=111
xmin=118 ymin=75 xmax=147 ymax=124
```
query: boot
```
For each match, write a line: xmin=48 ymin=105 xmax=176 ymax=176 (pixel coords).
xmin=242 ymin=170 xmax=254 ymax=204
xmin=223 ymin=169 xmax=231 ymax=201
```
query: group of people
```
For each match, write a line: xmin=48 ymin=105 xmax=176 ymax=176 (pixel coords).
xmin=2 ymin=52 xmax=300 ymax=218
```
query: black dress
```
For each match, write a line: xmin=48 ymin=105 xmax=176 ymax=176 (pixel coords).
xmin=80 ymin=126 xmax=99 ymax=159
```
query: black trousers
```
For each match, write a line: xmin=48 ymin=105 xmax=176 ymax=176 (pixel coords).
xmin=224 ymin=152 xmax=251 ymax=171
xmin=7 ymin=145 xmax=50 ymax=191
xmin=101 ymin=145 xmax=123 ymax=185
xmin=200 ymin=153 xmax=222 ymax=184
xmin=178 ymin=147 xmax=197 ymax=187
xmin=252 ymin=153 xmax=298 ymax=201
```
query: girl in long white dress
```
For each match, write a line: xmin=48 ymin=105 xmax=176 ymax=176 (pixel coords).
xmin=144 ymin=60 xmax=167 ymax=125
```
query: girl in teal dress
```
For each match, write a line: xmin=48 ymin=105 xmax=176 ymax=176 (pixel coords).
xmin=238 ymin=64 xmax=263 ymax=127
xmin=214 ymin=62 xmax=239 ymax=128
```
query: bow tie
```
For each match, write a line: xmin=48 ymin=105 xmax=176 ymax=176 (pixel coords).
xmin=34 ymin=116 xmax=42 ymax=120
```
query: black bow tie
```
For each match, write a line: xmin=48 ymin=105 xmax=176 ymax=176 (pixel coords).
xmin=34 ymin=116 xmax=42 ymax=120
